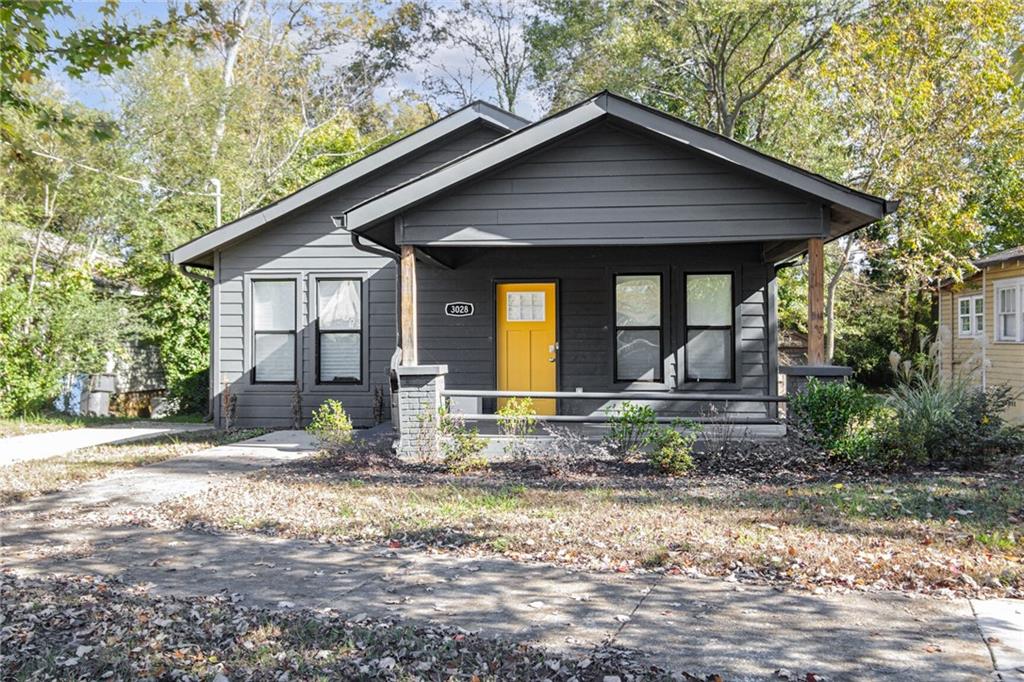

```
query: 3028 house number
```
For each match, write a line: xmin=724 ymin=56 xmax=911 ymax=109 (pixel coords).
xmin=444 ymin=302 xmax=474 ymax=317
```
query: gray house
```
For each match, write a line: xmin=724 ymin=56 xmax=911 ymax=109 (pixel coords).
xmin=170 ymin=92 xmax=894 ymax=447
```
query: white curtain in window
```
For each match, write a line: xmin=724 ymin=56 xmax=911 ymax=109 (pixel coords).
xmin=686 ymin=329 xmax=730 ymax=380
xmin=318 ymin=280 xmax=361 ymax=330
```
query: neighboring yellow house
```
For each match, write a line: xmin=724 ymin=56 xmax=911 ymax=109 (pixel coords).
xmin=937 ymin=246 xmax=1024 ymax=424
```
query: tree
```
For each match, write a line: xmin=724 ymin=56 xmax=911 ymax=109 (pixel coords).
xmin=427 ymin=0 xmax=533 ymax=113
xmin=0 ymin=0 xmax=204 ymax=144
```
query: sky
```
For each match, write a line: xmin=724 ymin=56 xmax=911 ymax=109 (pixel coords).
xmin=48 ymin=1 xmax=546 ymax=120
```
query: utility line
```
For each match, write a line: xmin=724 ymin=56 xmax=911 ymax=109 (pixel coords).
xmin=30 ymin=149 xmax=220 ymax=198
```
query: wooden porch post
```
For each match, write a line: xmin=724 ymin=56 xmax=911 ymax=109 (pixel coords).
xmin=807 ymin=237 xmax=825 ymax=365
xmin=400 ymin=244 xmax=418 ymax=366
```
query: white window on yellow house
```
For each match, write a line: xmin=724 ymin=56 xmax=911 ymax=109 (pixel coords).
xmin=957 ymin=294 xmax=983 ymax=337
xmin=995 ymin=279 xmax=1023 ymax=342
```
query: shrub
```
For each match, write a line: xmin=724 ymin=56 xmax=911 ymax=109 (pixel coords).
xmin=789 ymin=378 xmax=878 ymax=457
xmin=605 ymin=401 xmax=657 ymax=459
xmin=646 ymin=419 xmax=700 ymax=475
xmin=438 ymin=408 xmax=488 ymax=474
xmin=885 ymin=347 xmax=1024 ymax=466
xmin=496 ymin=397 xmax=537 ymax=459
xmin=307 ymin=399 xmax=354 ymax=448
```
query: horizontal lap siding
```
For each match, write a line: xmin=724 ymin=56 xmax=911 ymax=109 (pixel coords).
xmin=402 ymin=123 xmax=823 ymax=245
xmin=215 ymin=124 xmax=504 ymax=428
xmin=416 ymin=245 xmax=774 ymax=418
xmin=938 ymin=262 xmax=1024 ymax=424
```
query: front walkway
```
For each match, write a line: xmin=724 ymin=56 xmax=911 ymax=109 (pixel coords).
xmin=0 ymin=430 xmax=1014 ymax=681
xmin=0 ymin=421 xmax=213 ymax=466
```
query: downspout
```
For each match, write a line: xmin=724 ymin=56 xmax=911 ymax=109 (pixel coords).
xmin=981 ymin=267 xmax=987 ymax=390
xmin=178 ymin=263 xmax=216 ymax=422
xmin=335 ymin=217 xmax=402 ymax=351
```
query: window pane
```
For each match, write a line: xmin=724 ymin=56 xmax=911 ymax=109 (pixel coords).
xmin=253 ymin=280 xmax=295 ymax=330
xmin=687 ymin=274 xmax=732 ymax=326
xmin=254 ymin=333 xmax=294 ymax=382
xmin=616 ymin=275 xmax=660 ymax=326
xmin=960 ymin=315 xmax=971 ymax=333
xmin=507 ymin=291 xmax=545 ymax=321
xmin=998 ymin=288 xmax=1016 ymax=313
xmin=616 ymin=329 xmax=660 ymax=381
xmin=959 ymin=298 xmax=971 ymax=315
xmin=320 ymin=332 xmax=360 ymax=382
xmin=687 ymin=329 xmax=731 ymax=380
xmin=318 ymin=279 xmax=360 ymax=330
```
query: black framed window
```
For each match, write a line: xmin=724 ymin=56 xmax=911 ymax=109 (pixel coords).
xmin=316 ymin=278 xmax=362 ymax=384
xmin=614 ymin=274 xmax=662 ymax=382
xmin=252 ymin=279 xmax=296 ymax=383
xmin=684 ymin=273 xmax=734 ymax=382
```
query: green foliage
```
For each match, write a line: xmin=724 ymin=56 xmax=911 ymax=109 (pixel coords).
xmin=604 ymin=401 xmax=656 ymax=459
xmin=645 ymin=419 xmax=700 ymax=476
xmin=790 ymin=376 xmax=880 ymax=450
xmin=496 ymin=397 xmax=537 ymax=458
xmin=308 ymin=399 xmax=354 ymax=448
xmin=884 ymin=348 xmax=1024 ymax=466
xmin=438 ymin=408 xmax=488 ymax=474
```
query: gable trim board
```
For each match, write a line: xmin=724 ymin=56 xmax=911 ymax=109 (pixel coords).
xmin=169 ymin=101 xmax=529 ymax=268
xmin=344 ymin=92 xmax=896 ymax=254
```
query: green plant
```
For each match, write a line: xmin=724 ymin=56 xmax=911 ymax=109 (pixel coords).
xmin=789 ymin=378 xmax=878 ymax=455
xmin=645 ymin=419 xmax=700 ymax=475
xmin=605 ymin=401 xmax=656 ymax=459
xmin=885 ymin=344 xmax=1024 ymax=466
xmin=307 ymin=399 xmax=353 ymax=448
xmin=438 ymin=408 xmax=488 ymax=474
xmin=496 ymin=397 xmax=537 ymax=459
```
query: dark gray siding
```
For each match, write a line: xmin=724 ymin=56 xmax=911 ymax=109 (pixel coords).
xmin=415 ymin=244 xmax=775 ymax=419
xmin=401 ymin=122 xmax=825 ymax=246
xmin=215 ymin=125 xmax=503 ymax=428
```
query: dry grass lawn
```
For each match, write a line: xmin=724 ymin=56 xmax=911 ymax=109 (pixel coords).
xmin=155 ymin=451 xmax=1024 ymax=599
xmin=0 ymin=429 xmax=263 ymax=507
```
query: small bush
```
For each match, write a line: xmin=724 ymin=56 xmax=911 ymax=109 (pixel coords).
xmin=605 ymin=401 xmax=656 ymax=459
xmin=496 ymin=397 xmax=537 ymax=459
xmin=307 ymin=399 xmax=354 ymax=448
xmin=438 ymin=408 xmax=488 ymax=474
xmin=789 ymin=378 xmax=878 ymax=457
xmin=646 ymin=419 xmax=700 ymax=475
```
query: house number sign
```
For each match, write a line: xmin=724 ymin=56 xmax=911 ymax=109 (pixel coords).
xmin=445 ymin=302 xmax=474 ymax=317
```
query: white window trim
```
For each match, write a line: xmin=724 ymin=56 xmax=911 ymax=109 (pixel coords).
xmin=994 ymin=277 xmax=1024 ymax=343
xmin=957 ymin=293 xmax=983 ymax=338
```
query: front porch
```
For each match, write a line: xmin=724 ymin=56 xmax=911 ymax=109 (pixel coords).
xmin=390 ymin=241 xmax=833 ymax=456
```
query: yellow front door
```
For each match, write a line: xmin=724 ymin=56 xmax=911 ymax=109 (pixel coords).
xmin=496 ymin=282 xmax=557 ymax=415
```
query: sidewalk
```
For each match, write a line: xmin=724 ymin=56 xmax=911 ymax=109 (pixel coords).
xmin=0 ymin=429 xmax=1014 ymax=681
xmin=0 ymin=421 xmax=213 ymax=466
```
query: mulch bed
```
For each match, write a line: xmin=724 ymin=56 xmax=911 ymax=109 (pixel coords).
xmin=0 ymin=570 xmax=696 ymax=681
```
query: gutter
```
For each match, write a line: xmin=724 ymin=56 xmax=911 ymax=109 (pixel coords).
xmin=334 ymin=216 xmax=403 ymax=351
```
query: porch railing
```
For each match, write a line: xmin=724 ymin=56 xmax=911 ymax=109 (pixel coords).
xmin=440 ymin=389 xmax=786 ymax=425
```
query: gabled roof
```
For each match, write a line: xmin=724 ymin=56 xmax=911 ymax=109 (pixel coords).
xmin=345 ymin=91 xmax=896 ymax=240
xmin=975 ymin=245 xmax=1024 ymax=268
xmin=169 ymin=101 xmax=529 ymax=267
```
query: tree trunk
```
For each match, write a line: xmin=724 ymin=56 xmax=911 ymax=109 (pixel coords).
xmin=209 ymin=0 xmax=255 ymax=163
xmin=825 ymin=238 xmax=855 ymax=361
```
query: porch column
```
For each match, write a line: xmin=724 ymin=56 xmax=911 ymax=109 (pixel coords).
xmin=807 ymin=237 xmax=825 ymax=365
xmin=400 ymin=244 xmax=418 ymax=366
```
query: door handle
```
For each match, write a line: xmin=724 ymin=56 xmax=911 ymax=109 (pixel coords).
xmin=548 ymin=356 xmax=556 ymax=363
